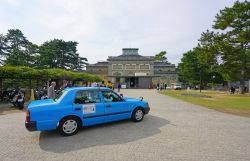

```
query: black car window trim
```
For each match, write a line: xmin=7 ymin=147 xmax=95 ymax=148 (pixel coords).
xmin=101 ymin=90 xmax=124 ymax=102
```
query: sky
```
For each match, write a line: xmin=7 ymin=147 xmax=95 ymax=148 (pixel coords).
xmin=0 ymin=0 xmax=237 ymax=65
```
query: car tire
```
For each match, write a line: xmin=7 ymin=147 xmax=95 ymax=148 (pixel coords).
xmin=131 ymin=108 xmax=144 ymax=122
xmin=58 ymin=116 xmax=81 ymax=136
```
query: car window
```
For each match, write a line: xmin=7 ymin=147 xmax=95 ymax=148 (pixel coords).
xmin=74 ymin=90 xmax=100 ymax=104
xmin=54 ymin=90 xmax=66 ymax=102
xmin=102 ymin=90 xmax=123 ymax=102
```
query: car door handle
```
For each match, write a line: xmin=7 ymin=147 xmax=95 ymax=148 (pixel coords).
xmin=106 ymin=105 xmax=111 ymax=108
xmin=75 ymin=108 xmax=81 ymax=111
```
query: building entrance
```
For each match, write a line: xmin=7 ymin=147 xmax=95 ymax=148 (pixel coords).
xmin=124 ymin=77 xmax=138 ymax=88
xmin=129 ymin=77 xmax=137 ymax=88
xmin=114 ymin=76 xmax=152 ymax=88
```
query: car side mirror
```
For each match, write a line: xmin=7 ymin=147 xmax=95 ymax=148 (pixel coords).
xmin=120 ymin=93 xmax=123 ymax=97
xmin=139 ymin=96 xmax=143 ymax=101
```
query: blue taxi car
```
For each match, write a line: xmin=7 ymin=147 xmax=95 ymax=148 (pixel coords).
xmin=25 ymin=87 xmax=150 ymax=136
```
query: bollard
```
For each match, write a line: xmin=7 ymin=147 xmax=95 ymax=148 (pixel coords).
xmin=30 ymin=89 xmax=35 ymax=101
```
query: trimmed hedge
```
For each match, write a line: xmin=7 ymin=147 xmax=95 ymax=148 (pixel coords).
xmin=0 ymin=66 xmax=101 ymax=82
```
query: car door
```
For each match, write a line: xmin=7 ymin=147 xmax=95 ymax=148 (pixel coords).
xmin=101 ymin=90 xmax=130 ymax=122
xmin=73 ymin=90 xmax=105 ymax=126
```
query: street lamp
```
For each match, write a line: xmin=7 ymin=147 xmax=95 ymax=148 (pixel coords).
xmin=212 ymin=75 xmax=215 ymax=90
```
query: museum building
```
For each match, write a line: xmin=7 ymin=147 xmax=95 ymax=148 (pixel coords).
xmin=86 ymin=48 xmax=177 ymax=88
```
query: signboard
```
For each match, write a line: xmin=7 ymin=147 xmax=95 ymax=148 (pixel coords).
xmin=135 ymin=72 xmax=147 ymax=76
xmin=121 ymin=84 xmax=126 ymax=89
xmin=82 ymin=104 xmax=96 ymax=114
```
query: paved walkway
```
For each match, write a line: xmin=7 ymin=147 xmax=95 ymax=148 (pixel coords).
xmin=0 ymin=89 xmax=249 ymax=161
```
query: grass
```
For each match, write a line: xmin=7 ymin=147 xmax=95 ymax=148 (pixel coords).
xmin=161 ymin=90 xmax=250 ymax=117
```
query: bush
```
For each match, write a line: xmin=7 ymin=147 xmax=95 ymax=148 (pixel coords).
xmin=0 ymin=66 xmax=101 ymax=82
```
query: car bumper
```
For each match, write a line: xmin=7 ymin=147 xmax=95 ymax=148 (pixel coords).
xmin=25 ymin=121 xmax=37 ymax=131
xmin=144 ymin=107 xmax=150 ymax=114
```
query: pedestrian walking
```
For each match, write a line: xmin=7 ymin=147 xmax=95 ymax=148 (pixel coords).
xmin=100 ymin=80 xmax=106 ymax=87
xmin=160 ymin=83 xmax=163 ymax=91
xmin=156 ymin=83 xmax=159 ymax=90
xmin=48 ymin=81 xmax=56 ymax=99
xmin=107 ymin=81 xmax=113 ymax=89
xmin=230 ymin=86 xmax=235 ymax=94
xmin=164 ymin=83 xmax=167 ymax=90
xmin=118 ymin=83 xmax=121 ymax=92
xmin=60 ymin=80 xmax=68 ymax=90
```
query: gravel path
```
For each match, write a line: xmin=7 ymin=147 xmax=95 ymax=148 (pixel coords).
xmin=0 ymin=89 xmax=249 ymax=161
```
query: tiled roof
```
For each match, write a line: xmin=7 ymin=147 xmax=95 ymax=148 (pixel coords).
xmin=87 ymin=61 xmax=108 ymax=66
xmin=154 ymin=61 xmax=175 ymax=66
xmin=108 ymin=54 xmax=154 ymax=61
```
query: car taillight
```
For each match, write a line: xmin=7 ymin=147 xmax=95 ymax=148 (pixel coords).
xmin=26 ymin=110 xmax=30 ymax=122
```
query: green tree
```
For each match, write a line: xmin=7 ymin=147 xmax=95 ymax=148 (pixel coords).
xmin=38 ymin=39 xmax=59 ymax=68
xmin=178 ymin=50 xmax=201 ymax=85
xmin=197 ymin=31 xmax=225 ymax=85
xmin=39 ymin=39 xmax=87 ymax=70
xmin=154 ymin=51 xmax=168 ymax=62
xmin=212 ymin=0 xmax=250 ymax=94
xmin=178 ymin=46 xmax=225 ymax=88
xmin=25 ymin=42 xmax=39 ymax=67
xmin=4 ymin=29 xmax=36 ymax=66
xmin=2 ymin=29 xmax=88 ymax=69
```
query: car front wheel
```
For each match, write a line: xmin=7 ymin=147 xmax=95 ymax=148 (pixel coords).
xmin=132 ymin=108 xmax=144 ymax=122
xmin=58 ymin=117 xmax=81 ymax=136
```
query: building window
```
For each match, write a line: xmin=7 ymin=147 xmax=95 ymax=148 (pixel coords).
xmin=112 ymin=64 xmax=123 ymax=70
xmin=128 ymin=71 xmax=134 ymax=76
xmin=112 ymin=72 xmax=122 ymax=76
xmin=139 ymin=64 xmax=150 ymax=70
xmin=125 ymin=64 xmax=136 ymax=70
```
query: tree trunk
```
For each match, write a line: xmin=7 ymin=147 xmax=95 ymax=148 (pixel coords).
xmin=239 ymin=80 xmax=245 ymax=94
xmin=239 ymin=67 xmax=246 ymax=94
xmin=0 ymin=78 xmax=2 ymax=96
xmin=239 ymin=45 xmax=247 ymax=94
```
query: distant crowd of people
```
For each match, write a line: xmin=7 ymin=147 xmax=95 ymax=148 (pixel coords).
xmin=230 ymin=86 xmax=248 ymax=94
xmin=156 ymin=83 xmax=169 ymax=91
xmin=46 ymin=80 xmax=119 ymax=99
xmin=12 ymin=80 xmax=250 ymax=100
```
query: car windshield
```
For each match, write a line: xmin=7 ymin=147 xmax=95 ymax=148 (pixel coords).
xmin=54 ymin=90 xmax=67 ymax=102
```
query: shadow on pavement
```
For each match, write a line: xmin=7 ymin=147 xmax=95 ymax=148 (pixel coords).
xmin=0 ymin=103 xmax=25 ymax=115
xmin=39 ymin=115 xmax=169 ymax=153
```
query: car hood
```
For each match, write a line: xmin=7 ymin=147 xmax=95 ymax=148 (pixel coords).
xmin=27 ymin=99 xmax=56 ymax=109
xmin=123 ymin=97 xmax=141 ymax=102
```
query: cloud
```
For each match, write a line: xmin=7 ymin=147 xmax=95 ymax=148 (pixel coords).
xmin=0 ymin=0 xmax=20 ymax=6
xmin=0 ymin=0 xmax=236 ymax=65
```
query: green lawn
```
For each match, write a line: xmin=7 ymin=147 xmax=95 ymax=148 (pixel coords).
xmin=161 ymin=90 xmax=250 ymax=117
